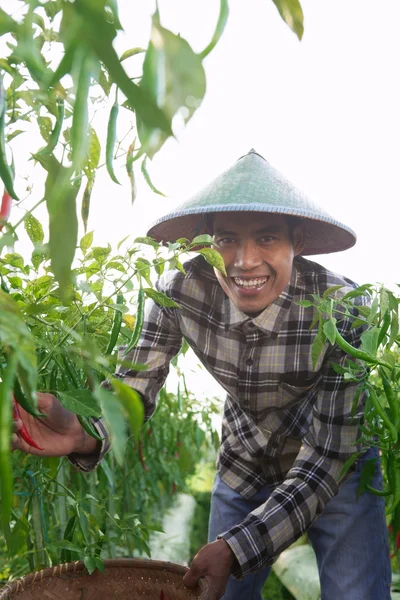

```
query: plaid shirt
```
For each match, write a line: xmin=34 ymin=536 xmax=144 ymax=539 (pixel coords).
xmin=72 ymin=254 xmax=367 ymax=577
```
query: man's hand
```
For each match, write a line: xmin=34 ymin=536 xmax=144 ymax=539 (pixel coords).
xmin=12 ymin=392 xmax=99 ymax=457
xmin=183 ymin=539 xmax=235 ymax=600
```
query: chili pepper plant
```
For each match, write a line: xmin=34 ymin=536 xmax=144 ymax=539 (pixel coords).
xmin=302 ymin=284 xmax=400 ymax=557
xmin=0 ymin=228 xmax=222 ymax=580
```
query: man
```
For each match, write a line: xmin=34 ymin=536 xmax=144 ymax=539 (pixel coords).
xmin=13 ymin=150 xmax=390 ymax=599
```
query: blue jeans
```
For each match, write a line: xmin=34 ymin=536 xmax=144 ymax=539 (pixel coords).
xmin=208 ymin=447 xmax=391 ymax=600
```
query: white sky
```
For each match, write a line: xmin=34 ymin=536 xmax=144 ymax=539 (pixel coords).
xmin=3 ymin=0 xmax=400 ymax=401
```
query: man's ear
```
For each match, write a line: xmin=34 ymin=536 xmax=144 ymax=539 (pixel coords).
xmin=293 ymin=223 xmax=305 ymax=256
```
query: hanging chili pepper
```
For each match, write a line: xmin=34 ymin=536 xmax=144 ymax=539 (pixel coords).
xmin=81 ymin=177 xmax=93 ymax=234
xmin=334 ymin=329 xmax=391 ymax=369
xmin=0 ymin=189 xmax=12 ymax=231
xmin=379 ymin=367 xmax=399 ymax=433
xmin=106 ymin=89 xmax=120 ymax=184
xmin=37 ymin=97 xmax=65 ymax=156
xmin=367 ymin=384 xmax=398 ymax=444
xmin=77 ymin=415 xmax=104 ymax=442
xmin=13 ymin=397 xmax=43 ymax=451
xmin=123 ymin=286 xmax=145 ymax=356
xmin=126 ymin=139 xmax=136 ymax=205
xmin=105 ymin=294 xmax=124 ymax=355
xmin=0 ymin=73 xmax=19 ymax=201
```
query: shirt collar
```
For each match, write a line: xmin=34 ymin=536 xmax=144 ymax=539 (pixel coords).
xmin=223 ymin=259 xmax=306 ymax=337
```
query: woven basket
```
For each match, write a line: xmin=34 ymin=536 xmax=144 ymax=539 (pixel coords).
xmin=0 ymin=558 xmax=209 ymax=600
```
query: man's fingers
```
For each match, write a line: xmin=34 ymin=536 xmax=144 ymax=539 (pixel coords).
xmin=182 ymin=566 xmax=199 ymax=588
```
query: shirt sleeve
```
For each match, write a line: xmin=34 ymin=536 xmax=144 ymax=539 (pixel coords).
xmin=67 ymin=417 xmax=111 ymax=472
xmin=68 ymin=282 xmax=183 ymax=470
xmin=107 ymin=288 xmax=183 ymax=419
xmin=221 ymin=313 xmax=367 ymax=578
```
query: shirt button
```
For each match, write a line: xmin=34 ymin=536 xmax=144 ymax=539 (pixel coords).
xmin=246 ymin=358 xmax=253 ymax=366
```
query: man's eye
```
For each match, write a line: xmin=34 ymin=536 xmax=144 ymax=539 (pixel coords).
xmin=259 ymin=235 xmax=276 ymax=243
xmin=217 ymin=237 xmax=236 ymax=245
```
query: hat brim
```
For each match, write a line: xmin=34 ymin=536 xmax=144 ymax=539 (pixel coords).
xmin=147 ymin=205 xmax=356 ymax=255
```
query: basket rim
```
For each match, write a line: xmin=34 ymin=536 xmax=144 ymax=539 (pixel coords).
xmin=0 ymin=558 xmax=209 ymax=599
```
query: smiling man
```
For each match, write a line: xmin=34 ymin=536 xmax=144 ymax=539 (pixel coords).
xmin=13 ymin=150 xmax=390 ymax=600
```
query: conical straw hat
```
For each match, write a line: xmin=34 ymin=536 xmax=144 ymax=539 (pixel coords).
xmin=147 ymin=149 xmax=356 ymax=255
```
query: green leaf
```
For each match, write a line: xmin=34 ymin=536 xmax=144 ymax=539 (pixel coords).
xmin=94 ymin=386 xmax=127 ymax=465
xmin=134 ymin=236 xmax=159 ymax=250
xmin=322 ymin=285 xmax=344 ymax=299
xmin=74 ymin=3 xmax=172 ymax=139
xmin=120 ymin=47 xmax=145 ymax=61
xmin=0 ymin=8 xmax=18 ymax=36
xmin=80 ymin=231 xmax=94 ymax=254
xmin=135 ymin=258 xmax=152 ymax=287
xmin=271 ymin=0 xmax=304 ymax=40
xmin=323 ymin=317 xmax=337 ymax=345
xmin=143 ymin=288 xmax=181 ymax=308
xmin=83 ymin=127 xmax=101 ymax=186
xmin=7 ymin=276 xmax=23 ymax=289
xmin=339 ymin=451 xmax=362 ymax=480
xmin=138 ymin=15 xmax=206 ymax=157
xmin=58 ymin=390 xmax=101 ymax=418
xmin=84 ymin=555 xmax=97 ymax=575
xmin=311 ymin=322 xmax=326 ymax=368
xmin=360 ymin=327 xmax=379 ymax=356
xmin=199 ymin=0 xmax=229 ymax=59
xmin=188 ymin=234 xmax=215 ymax=247
xmin=357 ymin=458 xmax=377 ymax=498
xmin=296 ymin=299 xmax=314 ymax=308
xmin=24 ymin=213 xmax=44 ymax=245
xmin=110 ymin=378 xmax=145 ymax=443
xmin=196 ymin=248 xmax=226 ymax=276
xmin=7 ymin=129 xmax=25 ymax=142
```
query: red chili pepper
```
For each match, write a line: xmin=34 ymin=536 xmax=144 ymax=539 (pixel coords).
xmin=13 ymin=398 xmax=43 ymax=450
xmin=396 ymin=531 xmax=400 ymax=553
xmin=0 ymin=189 xmax=12 ymax=231
xmin=139 ymin=440 xmax=149 ymax=472
xmin=160 ymin=591 xmax=169 ymax=600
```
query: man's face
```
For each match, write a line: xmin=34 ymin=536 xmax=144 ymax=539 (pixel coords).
xmin=212 ymin=212 xmax=304 ymax=314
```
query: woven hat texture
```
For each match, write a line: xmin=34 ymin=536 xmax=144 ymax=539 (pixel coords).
xmin=147 ymin=149 xmax=356 ymax=255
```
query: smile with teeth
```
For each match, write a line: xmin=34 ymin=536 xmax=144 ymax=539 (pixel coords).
xmin=233 ymin=276 xmax=269 ymax=289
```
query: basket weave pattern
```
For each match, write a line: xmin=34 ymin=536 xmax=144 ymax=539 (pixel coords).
xmin=0 ymin=559 xmax=209 ymax=600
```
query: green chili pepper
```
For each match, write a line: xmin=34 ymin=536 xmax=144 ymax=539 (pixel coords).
xmin=380 ymin=367 xmax=399 ymax=432
xmin=38 ymin=98 xmax=65 ymax=156
xmin=81 ymin=176 xmax=94 ymax=233
xmin=106 ymin=90 xmax=120 ymax=185
xmin=77 ymin=414 xmax=103 ymax=442
xmin=377 ymin=311 xmax=391 ymax=348
xmin=61 ymin=355 xmax=81 ymax=389
xmin=105 ymin=294 xmax=123 ymax=355
xmin=0 ymin=74 xmax=19 ymax=201
xmin=366 ymin=484 xmax=392 ymax=496
xmin=13 ymin=377 xmax=44 ymax=418
xmin=0 ymin=351 xmax=18 ymax=537
xmin=123 ymin=286 xmax=145 ymax=356
xmin=386 ymin=451 xmax=400 ymax=513
xmin=126 ymin=140 xmax=136 ymax=205
xmin=60 ymin=513 xmax=77 ymax=563
xmin=334 ymin=329 xmax=391 ymax=369
xmin=367 ymin=384 xmax=397 ymax=444
xmin=71 ymin=49 xmax=93 ymax=171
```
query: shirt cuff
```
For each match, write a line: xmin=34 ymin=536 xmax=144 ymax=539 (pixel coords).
xmin=67 ymin=417 xmax=110 ymax=472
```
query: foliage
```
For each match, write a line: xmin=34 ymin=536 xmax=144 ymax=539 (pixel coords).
xmin=304 ymin=284 xmax=400 ymax=552
xmin=0 ymin=386 xmax=220 ymax=580
xmin=0 ymin=229 xmax=223 ymax=560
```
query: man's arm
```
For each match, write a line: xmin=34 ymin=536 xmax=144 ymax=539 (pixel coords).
xmin=184 ymin=316 xmax=367 ymax=589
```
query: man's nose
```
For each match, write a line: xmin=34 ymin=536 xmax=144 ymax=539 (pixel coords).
xmin=233 ymin=240 xmax=263 ymax=271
